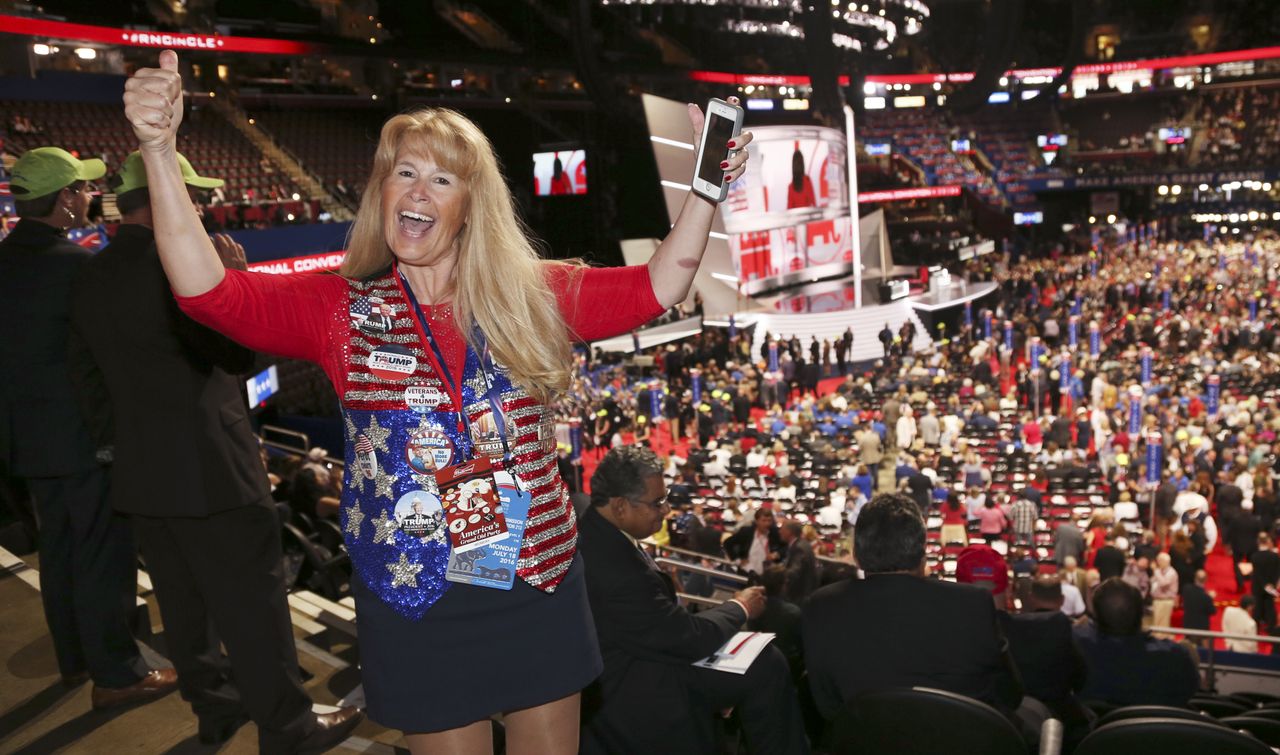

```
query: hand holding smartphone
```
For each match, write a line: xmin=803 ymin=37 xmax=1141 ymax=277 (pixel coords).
xmin=691 ymin=97 xmax=745 ymax=203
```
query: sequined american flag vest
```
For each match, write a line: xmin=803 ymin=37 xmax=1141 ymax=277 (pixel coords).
xmin=337 ymin=269 xmax=576 ymax=621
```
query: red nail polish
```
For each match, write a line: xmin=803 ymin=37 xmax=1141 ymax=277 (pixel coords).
xmin=727 ymin=140 xmax=736 ymax=148
xmin=723 ymin=175 xmax=731 ymax=183
xmin=720 ymin=161 xmax=729 ymax=168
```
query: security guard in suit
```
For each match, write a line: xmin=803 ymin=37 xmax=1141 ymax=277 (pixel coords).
xmin=0 ymin=147 xmax=176 ymax=707
xmin=67 ymin=151 xmax=362 ymax=751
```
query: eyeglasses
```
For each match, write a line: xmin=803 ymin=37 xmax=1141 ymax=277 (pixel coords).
xmin=628 ymin=494 xmax=670 ymax=511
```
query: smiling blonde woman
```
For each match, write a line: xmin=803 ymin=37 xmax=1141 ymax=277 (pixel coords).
xmin=124 ymin=49 xmax=752 ymax=755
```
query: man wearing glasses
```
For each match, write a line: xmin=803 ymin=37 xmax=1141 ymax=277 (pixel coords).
xmin=578 ymin=444 xmax=809 ymax=754
xmin=0 ymin=147 xmax=178 ymax=707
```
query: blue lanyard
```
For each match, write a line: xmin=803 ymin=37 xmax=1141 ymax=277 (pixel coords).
xmin=396 ymin=269 xmax=512 ymax=462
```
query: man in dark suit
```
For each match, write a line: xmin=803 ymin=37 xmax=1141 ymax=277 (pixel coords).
xmin=780 ymin=519 xmax=819 ymax=603
xmin=1216 ymin=481 xmax=1245 ymax=533
xmin=0 ymin=147 xmax=177 ymax=707
xmin=803 ymin=494 xmax=1024 ymax=722
xmin=1093 ymin=536 xmax=1127 ymax=581
xmin=1074 ymin=579 xmax=1200 ymax=707
xmin=748 ymin=566 xmax=803 ymax=678
xmin=67 ymin=152 xmax=360 ymax=750
xmin=579 ymin=445 xmax=809 ymax=755
xmin=1181 ymin=568 xmax=1217 ymax=644
xmin=1250 ymin=533 xmax=1280 ymax=632
xmin=723 ymin=506 xmax=785 ymax=574
xmin=878 ymin=323 xmax=894 ymax=358
xmin=1227 ymin=512 xmax=1262 ymax=592
xmin=1001 ymin=578 xmax=1091 ymax=742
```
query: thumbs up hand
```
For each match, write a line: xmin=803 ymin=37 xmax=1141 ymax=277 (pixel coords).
xmin=124 ymin=49 xmax=185 ymax=152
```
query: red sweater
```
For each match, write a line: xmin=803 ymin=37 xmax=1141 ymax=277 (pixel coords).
xmin=176 ymin=264 xmax=664 ymax=394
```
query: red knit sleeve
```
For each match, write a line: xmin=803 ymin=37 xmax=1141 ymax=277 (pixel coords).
xmin=547 ymin=263 xmax=666 ymax=342
xmin=174 ymin=269 xmax=347 ymax=372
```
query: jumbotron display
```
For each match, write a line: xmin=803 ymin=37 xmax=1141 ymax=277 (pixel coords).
xmin=720 ymin=125 xmax=852 ymax=295
xmin=532 ymin=149 xmax=587 ymax=196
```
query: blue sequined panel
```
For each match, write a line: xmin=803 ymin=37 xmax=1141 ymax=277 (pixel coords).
xmin=342 ymin=407 xmax=459 ymax=621
xmin=339 ymin=346 xmax=522 ymax=621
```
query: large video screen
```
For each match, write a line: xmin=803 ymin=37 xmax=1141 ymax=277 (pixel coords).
xmin=720 ymin=126 xmax=851 ymax=294
xmin=532 ymin=150 xmax=587 ymax=196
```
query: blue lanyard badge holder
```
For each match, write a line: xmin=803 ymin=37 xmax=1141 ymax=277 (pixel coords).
xmin=399 ymin=272 xmax=533 ymax=590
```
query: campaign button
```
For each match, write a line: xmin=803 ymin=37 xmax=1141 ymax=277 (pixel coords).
xmin=405 ymin=384 xmax=445 ymax=412
xmin=351 ymin=296 xmax=394 ymax=336
xmin=406 ymin=424 xmax=454 ymax=474
xmin=355 ymin=433 xmax=378 ymax=480
xmin=369 ymin=345 xmax=417 ymax=381
xmin=394 ymin=489 xmax=445 ymax=541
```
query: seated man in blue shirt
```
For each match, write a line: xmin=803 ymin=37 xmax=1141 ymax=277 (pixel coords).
xmin=1074 ymin=578 xmax=1201 ymax=707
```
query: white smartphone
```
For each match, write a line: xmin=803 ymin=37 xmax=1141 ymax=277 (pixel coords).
xmin=690 ymin=98 xmax=745 ymax=203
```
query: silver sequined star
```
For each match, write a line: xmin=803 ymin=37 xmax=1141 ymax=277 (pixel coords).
xmin=371 ymin=510 xmax=399 ymax=545
xmin=373 ymin=470 xmax=397 ymax=500
xmin=344 ymin=501 xmax=365 ymax=538
xmin=351 ymin=468 xmax=370 ymax=495
xmin=386 ymin=552 xmax=424 ymax=589
xmin=411 ymin=472 xmax=438 ymax=492
xmin=364 ymin=416 xmax=392 ymax=453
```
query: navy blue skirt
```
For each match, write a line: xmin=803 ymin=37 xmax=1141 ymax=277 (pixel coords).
xmin=353 ymin=553 xmax=602 ymax=732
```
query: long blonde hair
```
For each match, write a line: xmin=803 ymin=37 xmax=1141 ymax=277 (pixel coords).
xmin=342 ymin=108 xmax=577 ymax=403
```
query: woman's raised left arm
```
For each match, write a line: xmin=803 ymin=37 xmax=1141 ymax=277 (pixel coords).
xmin=647 ymin=97 xmax=753 ymax=308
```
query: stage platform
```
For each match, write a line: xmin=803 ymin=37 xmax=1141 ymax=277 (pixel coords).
xmin=0 ymin=546 xmax=403 ymax=754
xmin=590 ymin=275 xmax=995 ymax=363
xmin=908 ymin=280 xmax=999 ymax=311
xmin=592 ymin=315 xmax=703 ymax=354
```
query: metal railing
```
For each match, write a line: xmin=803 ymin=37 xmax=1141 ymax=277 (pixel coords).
xmin=1149 ymin=626 xmax=1280 ymax=690
xmin=654 ymin=558 xmax=750 ymax=585
xmin=261 ymin=424 xmax=310 ymax=454
xmin=260 ymin=431 xmax=345 ymax=469
xmin=646 ymin=539 xmax=855 ymax=570
xmin=643 ymin=540 xmax=738 ymax=568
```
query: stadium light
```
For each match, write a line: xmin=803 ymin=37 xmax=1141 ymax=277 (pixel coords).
xmin=32 ymin=43 xmax=50 ymax=55
xmin=1157 ymin=185 xmax=1168 ymax=195
xmin=1171 ymin=185 xmax=1181 ymax=195
xmin=1106 ymin=214 xmax=1116 ymax=224
xmin=74 ymin=47 xmax=96 ymax=60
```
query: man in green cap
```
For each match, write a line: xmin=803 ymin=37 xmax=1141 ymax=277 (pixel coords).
xmin=68 ymin=150 xmax=362 ymax=749
xmin=0 ymin=147 xmax=179 ymax=706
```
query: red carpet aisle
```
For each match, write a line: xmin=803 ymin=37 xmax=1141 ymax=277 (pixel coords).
xmin=1195 ymin=546 xmax=1263 ymax=651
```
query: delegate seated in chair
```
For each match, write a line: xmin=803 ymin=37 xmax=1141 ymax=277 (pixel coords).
xmin=578 ymin=445 xmax=809 ymax=755
xmin=1074 ymin=578 xmax=1201 ymax=708
xmin=802 ymin=494 xmax=1025 ymax=724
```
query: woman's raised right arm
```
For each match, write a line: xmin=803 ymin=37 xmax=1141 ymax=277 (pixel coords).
xmin=123 ymin=49 xmax=224 ymax=296
xmin=123 ymin=49 xmax=341 ymax=371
